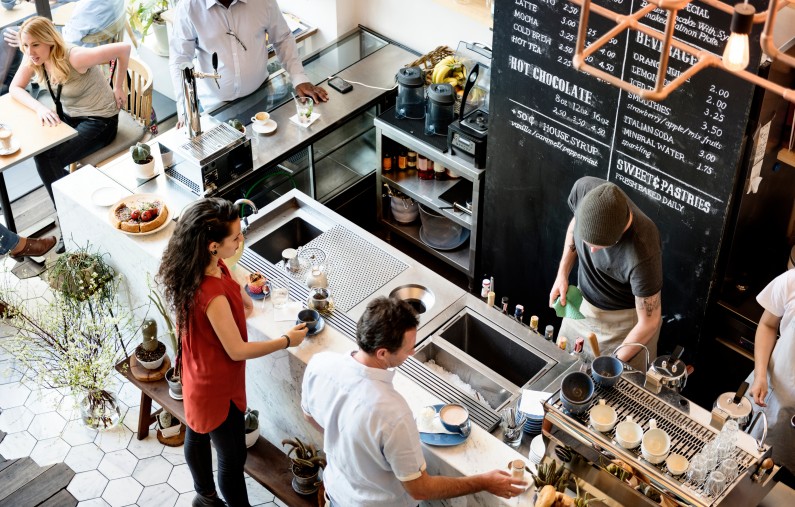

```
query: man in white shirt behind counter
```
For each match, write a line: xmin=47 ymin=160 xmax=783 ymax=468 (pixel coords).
xmin=302 ymin=297 xmax=526 ymax=507
xmin=169 ymin=0 xmax=327 ymax=124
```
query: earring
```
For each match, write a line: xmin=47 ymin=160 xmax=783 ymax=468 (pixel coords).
xmin=211 ymin=250 xmax=217 ymax=256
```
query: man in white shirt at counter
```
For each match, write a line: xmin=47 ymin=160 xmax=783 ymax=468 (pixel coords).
xmin=301 ymin=297 xmax=526 ymax=507
xmin=169 ymin=0 xmax=328 ymax=124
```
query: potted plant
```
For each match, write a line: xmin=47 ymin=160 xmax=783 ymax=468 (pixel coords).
xmin=48 ymin=243 xmax=115 ymax=302
xmin=148 ymin=282 xmax=182 ymax=400
xmin=130 ymin=142 xmax=155 ymax=178
xmin=227 ymin=119 xmax=246 ymax=134
xmin=135 ymin=318 xmax=166 ymax=370
xmin=157 ymin=410 xmax=182 ymax=438
xmin=1 ymin=246 xmax=138 ymax=431
xmin=128 ymin=0 xmax=169 ymax=55
xmin=282 ymin=438 xmax=326 ymax=495
xmin=244 ymin=408 xmax=259 ymax=448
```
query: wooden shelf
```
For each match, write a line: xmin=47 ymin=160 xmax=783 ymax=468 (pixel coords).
xmin=777 ymin=147 xmax=795 ymax=166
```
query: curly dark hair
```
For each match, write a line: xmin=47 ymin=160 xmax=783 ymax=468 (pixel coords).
xmin=357 ymin=297 xmax=419 ymax=354
xmin=156 ymin=198 xmax=240 ymax=338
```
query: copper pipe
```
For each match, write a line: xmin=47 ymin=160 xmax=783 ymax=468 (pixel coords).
xmin=761 ymin=0 xmax=795 ymax=68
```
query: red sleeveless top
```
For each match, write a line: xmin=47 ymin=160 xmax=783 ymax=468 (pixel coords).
xmin=182 ymin=260 xmax=248 ymax=433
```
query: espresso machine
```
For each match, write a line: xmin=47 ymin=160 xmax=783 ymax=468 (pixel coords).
xmin=541 ymin=365 xmax=778 ymax=506
xmin=160 ymin=60 xmax=252 ymax=197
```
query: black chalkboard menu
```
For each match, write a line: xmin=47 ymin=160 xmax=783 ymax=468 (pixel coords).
xmin=483 ymin=0 xmax=767 ymax=351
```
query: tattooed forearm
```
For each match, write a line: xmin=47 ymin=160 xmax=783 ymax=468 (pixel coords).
xmin=568 ymin=243 xmax=576 ymax=253
xmin=637 ymin=293 xmax=661 ymax=317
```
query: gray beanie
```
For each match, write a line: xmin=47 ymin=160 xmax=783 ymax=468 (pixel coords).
xmin=575 ymin=183 xmax=630 ymax=246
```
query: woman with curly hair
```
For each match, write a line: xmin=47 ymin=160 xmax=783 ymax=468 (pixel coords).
xmin=157 ymin=198 xmax=307 ymax=507
xmin=9 ymin=16 xmax=129 ymax=211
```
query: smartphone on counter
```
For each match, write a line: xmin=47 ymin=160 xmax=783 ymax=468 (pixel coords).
xmin=328 ymin=77 xmax=353 ymax=94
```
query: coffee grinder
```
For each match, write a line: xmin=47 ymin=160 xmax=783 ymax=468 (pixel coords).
xmin=447 ymin=63 xmax=488 ymax=168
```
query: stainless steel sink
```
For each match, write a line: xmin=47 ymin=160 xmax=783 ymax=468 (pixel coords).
xmin=389 ymin=284 xmax=435 ymax=315
xmin=437 ymin=308 xmax=551 ymax=388
xmin=248 ymin=217 xmax=323 ymax=263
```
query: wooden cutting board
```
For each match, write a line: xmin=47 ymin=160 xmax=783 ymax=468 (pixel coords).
xmin=129 ymin=354 xmax=170 ymax=382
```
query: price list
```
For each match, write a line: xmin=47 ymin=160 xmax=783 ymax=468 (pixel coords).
xmin=502 ymin=0 xmax=763 ymax=217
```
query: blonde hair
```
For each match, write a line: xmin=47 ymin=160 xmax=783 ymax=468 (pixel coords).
xmin=19 ymin=16 xmax=70 ymax=85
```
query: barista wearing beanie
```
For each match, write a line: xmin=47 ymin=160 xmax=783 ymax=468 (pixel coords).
xmin=549 ymin=176 xmax=662 ymax=370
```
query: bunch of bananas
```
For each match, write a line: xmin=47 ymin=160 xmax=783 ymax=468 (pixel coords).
xmin=431 ymin=56 xmax=466 ymax=88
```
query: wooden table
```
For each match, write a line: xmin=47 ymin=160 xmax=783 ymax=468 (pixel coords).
xmin=0 ymin=1 xmax=36 ymax=31
xmin=0 ymin=94 xmax=76 ymax=232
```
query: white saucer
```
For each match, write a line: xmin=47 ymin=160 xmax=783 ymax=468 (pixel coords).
xmin=0 ymin=139 xmax=21 ymax=156
xmin=252 ymin=120 xmax=277 ymax=134
xmin=91 ymin=187 xmax=128 ymax=207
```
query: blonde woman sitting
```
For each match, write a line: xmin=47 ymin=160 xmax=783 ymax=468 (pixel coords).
xmin=9 ymin=16 xmax=130 ymax=209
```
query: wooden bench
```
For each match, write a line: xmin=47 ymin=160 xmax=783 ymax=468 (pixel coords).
xmin=115 ymin=357 xmax=318 ymax=507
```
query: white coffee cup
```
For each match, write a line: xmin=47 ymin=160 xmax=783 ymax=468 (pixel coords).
xmin=0 ymin=127 xmax=13 ymax=151
xmin=642 ymin=419 xmax=671 ymax=464
xmin=615 ymin=416 xmax=643 ymax=449
xmin=589 ymin=399 xmax=617 ymax=433
xmin=251 ymin=111 xmax=270 ymax=126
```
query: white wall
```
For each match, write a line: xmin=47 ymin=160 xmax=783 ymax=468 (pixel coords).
xmin=281 ymin=0 xmax=492 ymax=55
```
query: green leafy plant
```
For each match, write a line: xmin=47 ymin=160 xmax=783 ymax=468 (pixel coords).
xmin=147 ymin=280 xmax=180 ymax=380
xmin=127 ymin=0 xmax=169 ymax=41
xmin=48 ymin=243 xmax=115 ymax=302
xmin=130 ymin=142 xmax=152 ymax=164
xmin=529 ymin=460 xmax=570 ymax=493
xmin=282 ymin=438 xmax=326 ymax=478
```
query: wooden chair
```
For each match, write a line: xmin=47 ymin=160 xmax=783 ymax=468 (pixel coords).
xmin=69 ymin=54 xmax=153 ymax=171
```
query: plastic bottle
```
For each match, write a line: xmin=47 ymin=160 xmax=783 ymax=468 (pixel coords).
xmin=480 ymin=279 xmax=491 ymax=298
xmin=544 ymin=325 xmax=555 ymax=342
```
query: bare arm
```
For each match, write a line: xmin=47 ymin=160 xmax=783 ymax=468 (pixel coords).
xmin=614 ymin=291 xmax=662 ymax=363
xmin=402 ymin=469 xmax=526 ymax=501
xmin=550 ymin=217 xmax=578 ymax=307
xmin=749 ymin=310 xmax=780 ymax=407
xmin=69 ymin=43 xmax=131 ymax=110
xmin=206 ymin=295 xmax=307 ymax=361
xmin=9 ymin=62 xmax=62 ymax=125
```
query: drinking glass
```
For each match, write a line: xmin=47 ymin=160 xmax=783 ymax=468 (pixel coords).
xmin=705 ymin=470 xmax=727 ymax=497
xmin=500 ymin=408 xmax=526 ymax=449
xmin=295 ymin=96 xmax=314 ymax=124
xmin=271 ymin=275 xmax=289 ymax=309
xmin=718 ymin=458 xmax=739 ymax=483
xmin=687 ymin=453 xmax=709 ymax=485
xmin=700 ymin=440 xmax=718 ymax=470
xmin=716 ymin=437 xmax=735 ymax=461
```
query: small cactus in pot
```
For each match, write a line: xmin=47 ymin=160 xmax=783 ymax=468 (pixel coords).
xmin=130 ymin=142 xmax=153 ymax=164
xmin=244 ymin=408 xmax=259 ymax=448
xmin=227 ymin=119 xmax=245 ymax=133
xmin=282 ymin=437 xmax=326 ymax=495
xmin=134 ymin=318 xmax=166 ymax=370
xmin=157 ymin=409 xmax=181 ymax=438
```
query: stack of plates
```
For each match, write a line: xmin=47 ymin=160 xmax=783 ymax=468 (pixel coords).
xmin=529 ymin=435 xmax=545 ymax=465
xmin=521 ymin=411 xmax=544 ymax=435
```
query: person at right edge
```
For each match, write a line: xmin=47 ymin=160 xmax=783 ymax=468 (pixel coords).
xmin=549 ymin=176 xmax=663 ymax=371
xmin=747 ymin=268 xmax=795 ymax=485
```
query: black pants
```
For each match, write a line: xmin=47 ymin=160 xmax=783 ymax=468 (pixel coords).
xmin=184 ymin=401 xmax=250 ymax=507
xmin=34 ymin=113 xmax=118 ymax=207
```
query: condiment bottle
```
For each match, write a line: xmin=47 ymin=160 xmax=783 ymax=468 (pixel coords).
xmin=558 ymin=336 xmax=568 ymax=352
xmin=382 ymin=152 xmax=392 ymax=172
xmin=480 ymin=279 xmax=491 ymax=298
xmin=510 ymin=459 xmax=525 ymax=480
xmin=417 ymin=155 xmax=434 ymax=180
xmin=514 ymin=304 xmax=524 ymax=322
xmin=434 ymin=163 xmax=448 ymax=180
xmin=501 ymin=297 xmax=509 ymax=314
xmin=397 ymin=150 xmax=408 ymax=170
xmin=572 ymin=337 xmax=591 ymax=373
xmin=407 ymin=150 xmax=417 ymax=170
xmin=544 ymin=325 xmax=555 ymax=342
xmin=530 ymin=315 xmax=539 ymax=332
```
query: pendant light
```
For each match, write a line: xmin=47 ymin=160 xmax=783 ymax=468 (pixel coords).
xmin=722 ymin=2 xmax=756 ymax=72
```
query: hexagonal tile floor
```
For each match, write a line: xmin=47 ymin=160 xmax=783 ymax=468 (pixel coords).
xmin=0 ymin=345 xmax=289 ymax=507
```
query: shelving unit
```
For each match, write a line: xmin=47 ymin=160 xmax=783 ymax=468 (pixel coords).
xmin=374 ymin=108 xmax=485 ymax=288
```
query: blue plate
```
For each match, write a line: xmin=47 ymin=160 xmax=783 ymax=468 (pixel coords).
xmin=418 ymin=404 xmax=470 ymax=447
xmin=245 ymin=282 xmax=270 ymax=300
xmin=295 ymin=315 xmax=325 ymax=336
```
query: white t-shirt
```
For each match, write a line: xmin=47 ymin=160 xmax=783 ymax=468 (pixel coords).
xmin=302 ymin=351 xmax=426 ymax=507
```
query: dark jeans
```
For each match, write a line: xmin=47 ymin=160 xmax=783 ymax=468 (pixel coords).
xmin=184 ymin=401 xmax=250 ymax=507
xmin=33 ymin=113 xmax=118 ymax=206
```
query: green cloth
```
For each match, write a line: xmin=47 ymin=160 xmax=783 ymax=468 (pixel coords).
xmin=554 ymin=285 xmax=585 ymax=320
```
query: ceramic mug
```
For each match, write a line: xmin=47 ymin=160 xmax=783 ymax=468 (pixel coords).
xmin=589 ymin=399 xmax=617 ymax=432
xmin=0 ymin=127 xmax=12 ymax=151
xmin=297 ymin=309 xmax=319 ymax=332
xmin=615 ymin=416 xmax=643 ymax=449
xmin=642 ymin=419 xmax=671 ymax=464
xmin=439 ymin=403 xmax=469 ymax=434
xmin=1 ymin=0 xmax=20 ymax=11
xmin=251 ymin=111 xmax=270 ymax=126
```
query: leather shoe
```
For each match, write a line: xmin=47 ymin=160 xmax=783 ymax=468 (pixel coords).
xmin=191 ymin=493 xmax=227 ymax=507
xmin=9 ymin=236 xmax=57 ymax=260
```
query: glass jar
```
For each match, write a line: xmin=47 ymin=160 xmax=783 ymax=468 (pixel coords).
xmin=418 ymin=156 xmax=434 ymax=180
xmin=79 ymin=389 xmax=121 ymax=431
xmin=382 ymin=152 xmax=392 ymax=172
